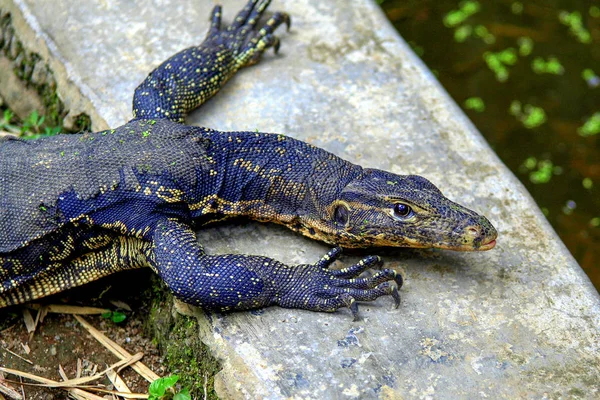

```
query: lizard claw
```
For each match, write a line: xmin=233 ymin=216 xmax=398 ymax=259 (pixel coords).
xmin=277 ymin=249 xmax=403 ymax=319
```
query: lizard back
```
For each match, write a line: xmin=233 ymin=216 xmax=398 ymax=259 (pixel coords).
xmin=0 ymin=119 xmax=209 ymax=253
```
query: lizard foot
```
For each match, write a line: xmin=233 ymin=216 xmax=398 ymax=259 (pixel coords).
xmin=206 ymin=0 xmax=290 ymax=68
xmin=278 ymin=247 xmax=403 ymax=321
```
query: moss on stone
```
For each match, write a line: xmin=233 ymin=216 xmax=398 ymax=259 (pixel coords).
xmin=144 ymin=277 xmax=221 ymax=399
xmin=0 ymin=9 xmax=90 ymax=132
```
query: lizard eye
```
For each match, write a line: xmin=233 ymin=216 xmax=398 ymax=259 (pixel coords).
xmin=334 ymin=204 xmax=349 ymax=226
xmin=393 ymin=203 xmax=413 ymax=219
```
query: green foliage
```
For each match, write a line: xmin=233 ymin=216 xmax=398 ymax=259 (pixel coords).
xmin=101 ymin=310 xmax=127 ymax=323
xmin=591 ymin=6 xmax=600 ymax=18
xmin=558 ymin=10 xmax=591 ymax=43
xmin=473 ymin=25 xmax=495 ymax=44
xmin=590 ymin=217 xmax=600 ymax=228
xmin=521 ymin=157 xmax=563 ymax=184
xmin=531 ymin=56 xmax=564 ymax=75
xmin=444 ymin=1 xmax=480 ymax=28
xmin=582 ymin=178 xmax=593 ymax=190
xmin=0 ymin=108 xmax=62 ymax=138
xmin=484 ymin=48 xmax=517 ymax=81
xmin=454 ymin=25 xmax=472 ymax=42
xmin=464 ymin=97 xmax=485 ymax=112
xmin=442 ymin=1 xmax=493 ymax=45
xmin=511 ymin=2 xmax=524 ymax=15
xmin=509 ymin=101 xmax=546 ymax=128
xmin=581 ymin=69 xmax=599 ymax=87
xmin=517 ymin=37 xmax=533 ymax=56
xmin=578 ymin=112 xmax=600 ymax=137
xmin=149 ymin=375 xmax=191 ymax=400
xmin=0 ymin=109 xmax=18 ymax=132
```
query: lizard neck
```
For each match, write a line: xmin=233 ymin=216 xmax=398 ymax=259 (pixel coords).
xmin=189 ymin=130 xmax=362 ymax=233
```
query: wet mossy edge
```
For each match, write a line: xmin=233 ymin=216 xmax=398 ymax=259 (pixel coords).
xmin=144 ymin=276 xmax=221 ymax=400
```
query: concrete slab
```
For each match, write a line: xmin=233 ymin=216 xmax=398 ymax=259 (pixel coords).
xmin=2 ymin=0 xmax=599 ymax=398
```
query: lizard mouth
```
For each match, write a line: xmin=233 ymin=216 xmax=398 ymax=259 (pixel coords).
xmin=478 ymin=238 xmax=497 ymax=251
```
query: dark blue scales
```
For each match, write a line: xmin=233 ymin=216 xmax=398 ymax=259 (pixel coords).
xmin=0 ymin=0 xmax=497 ymax=318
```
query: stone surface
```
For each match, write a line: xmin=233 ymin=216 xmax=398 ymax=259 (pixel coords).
xmin=2 ymin=0 xmax=600 ymax=398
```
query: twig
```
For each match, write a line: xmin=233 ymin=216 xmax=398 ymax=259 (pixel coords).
xmin=0 ymin=348 xmax=32 ymax=365
xmin=26 ymin=304 xmax=110 ymax=315
xmin=73 ymin=315 xmax=160 ymax=383
xmin=0 ymin=379 xmax=23 ymax=400
xmin=0 ymin=352 xmax=142 ymax=388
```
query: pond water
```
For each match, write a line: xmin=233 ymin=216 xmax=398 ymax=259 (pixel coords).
xmin=380 ymin=0 xmax=600 ymax=290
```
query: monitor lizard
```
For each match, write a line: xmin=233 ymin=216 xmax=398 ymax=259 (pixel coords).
xmin=0 ymin=0 xmax=497 ymax=319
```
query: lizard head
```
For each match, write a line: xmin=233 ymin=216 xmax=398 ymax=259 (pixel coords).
xmin=305 ymin=169 xmax=497 ymax=251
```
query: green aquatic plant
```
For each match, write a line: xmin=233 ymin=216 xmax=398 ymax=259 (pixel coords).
xmin=558 ymin=10 xmax=591 ymax=43
xmin=484 ymin=48 xmax=517 ymax=82
xmin=517 ymin=36 xmax=533 ymax=56
xmin=531 ymin=57 xmax=564 ymax=75
xmin=578 ymin=112 xmax=600 ymax=137
xmin=464 ymin=97 xmax=485 ymax=112
xmin=510 ymin=101 xmax=546 ymax=128
xmin=511 ymin=2 xmax=524 ymax=15
xmin=474 ymin=25 xmax=495 ymax=44
xmin=582 ymin=69 xmax=599 ymax=88
xmin=520 ymin=157 xmax=561 ymax=185
xmin=444 ymin=1 xmax=481 ymax=28
xmin=454 ymin=25 xmax=472 ymax=42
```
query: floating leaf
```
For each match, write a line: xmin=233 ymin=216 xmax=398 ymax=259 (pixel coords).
xmin=517 ymin=36 xmax=533 ymax=56
xmin=558 ymin=10 xmax=592 ymax=43
xmin=464 ymin=97 xmax=485 ymax=112
xmin=444 ymin=1 xmax=481 ymax=27
xmin=578 ymin=112 xmax=600 ymax=136
xmin=532 ymin=57 xmax=564 ymax=75
xmin=511 ymin=1 xmax=524 ymax=15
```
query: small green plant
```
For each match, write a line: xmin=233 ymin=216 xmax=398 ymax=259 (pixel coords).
xmin=101 ymin=310 xmax=127 ymax=323
xmin=148 ymin=375 xmax=191 ymax=400
xmin=0 ymin=109 xmax=18 ymax=132
xmin=0 ymin=108 xmax=62 ymax=138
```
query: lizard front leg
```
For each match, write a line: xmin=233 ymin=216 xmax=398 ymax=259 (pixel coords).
xmin=152 ymin=219 xmax=402 ymax=319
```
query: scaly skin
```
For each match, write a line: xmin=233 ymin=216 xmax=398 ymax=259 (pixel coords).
xmin=0 ymin=0 xmax=497 ymax=319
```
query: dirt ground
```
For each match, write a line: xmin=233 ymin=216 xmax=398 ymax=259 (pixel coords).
xmin=0 ymin=269 xmax=169 ymax=399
